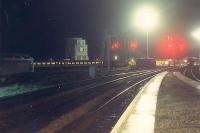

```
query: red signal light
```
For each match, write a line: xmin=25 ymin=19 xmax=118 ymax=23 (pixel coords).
xmin=178 ymin=44 xmax=184 ymax=50
xmin=112 ymin=41 xmax=120 ymax=49
xmin=156 ymin=34 xmax=188 ymax=58
xmin=129 ymin=40 xmax=138 ymax=49
xmin=168 ymin=44 xmax=173 ymax=48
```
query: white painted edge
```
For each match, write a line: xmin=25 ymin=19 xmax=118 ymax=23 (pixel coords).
xmin=173 ymin=72 xmax=200 ymax=90
xmin=110 ymin=71 xmax=168 ymax=133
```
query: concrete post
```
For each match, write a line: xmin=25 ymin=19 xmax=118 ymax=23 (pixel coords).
xmin=89 ymin=66 xmax=96 ymax=79
xmin=106 ymin=36 xmax=111 ymax=71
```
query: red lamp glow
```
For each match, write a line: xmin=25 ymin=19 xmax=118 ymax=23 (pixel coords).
xmin=112 ymin=41 xmax=120 ymax=49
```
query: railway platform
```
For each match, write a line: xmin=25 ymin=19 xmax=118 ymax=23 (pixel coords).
xmin=111 ymin=71 xmax=200 ymax=133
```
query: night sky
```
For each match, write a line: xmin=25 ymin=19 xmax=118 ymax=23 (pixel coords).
xmin=2 ymin=0 xmax=200 ymax=60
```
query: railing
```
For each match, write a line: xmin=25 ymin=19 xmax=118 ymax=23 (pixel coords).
xmin=33 ymin=61 xmax=104 ymax=67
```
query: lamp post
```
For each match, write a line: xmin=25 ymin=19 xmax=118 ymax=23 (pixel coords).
xmin=146 ymin=31 xmax=149 ymax=58
xmin=133 ymin=5 xmax=160 ymax=58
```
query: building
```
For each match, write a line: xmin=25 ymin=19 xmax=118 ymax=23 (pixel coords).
xmin=0 ymin=54 xmax=34 ymax=76
xmin=65 ymin=38 xmax=89 ymax=60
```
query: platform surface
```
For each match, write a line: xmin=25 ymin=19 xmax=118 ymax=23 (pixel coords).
xmin=112 ymin=72 xmax=200 ymax=133
xmin=155 ymin=72 xmax=200 ymax=133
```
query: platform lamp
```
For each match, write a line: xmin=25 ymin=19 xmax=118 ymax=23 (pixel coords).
xmin=132 ymin=5 xmax=160 ymax=58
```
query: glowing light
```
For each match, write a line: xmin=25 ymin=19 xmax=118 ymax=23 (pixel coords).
xmin=112 ymin=41 xmax=120 ymax=49
xmin=192 ymin=29 xmax=200 ymax=41
xmin=156 ymin=34 xmax=188 ymax=58
xmin=184 ymin=59 xmax=188 ymax=63
xmin=129 ymin=40 xmax=138 ymax=49
xmin=114 ymin=55 xmax=118 ymax=60
xmin=132 ymin=5 xmax=160 ymax=31
xmin=165 ymin=61 xmax=169 ymax=65
xmin=168 ymin=44 xmax=173 ymax=48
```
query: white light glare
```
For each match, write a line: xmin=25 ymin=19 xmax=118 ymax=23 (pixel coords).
xmin=192 ymin=29 xmax=200 ymax=41
xmin=114 ymin=55 xmax=118 ymax=60
xmin=132 ymin=5 xmax=159 ymax=31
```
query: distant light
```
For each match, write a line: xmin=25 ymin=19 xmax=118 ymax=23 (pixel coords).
xmin=129 ymin=40 xmax=138 ymax=49
xmin=184 ymin=59 xmax=188 ymax=63
xmin=192 ymin=28 xmax=200 ymax=41
xmin=114 ymin=55 xmax=118 ymax=60
xmin=157 ymin=34 xmax=188 ymax=58
xmin=112 ymin=41 xmax=120 ymax=49
xmin=168 ymin=44 xmax=173 ymax=48
xmin=132 ymin=5 xmax=160 ymax=31
xmin=165 ymin=61 xmax=169 ymax=65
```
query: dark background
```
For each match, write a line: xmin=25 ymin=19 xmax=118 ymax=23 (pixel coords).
xmin=1 ymin=0 xmax=200 ymax=60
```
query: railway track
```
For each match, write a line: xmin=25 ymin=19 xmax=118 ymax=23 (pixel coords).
xmin=0 ymin=69 xmax=167 ymax=133
xmin=0 ymin=69 xmax=158 ymax=103
xmin=55 ymin=70 xmax=162 ymax=133
xmin=191 ymin=69 xmax=200 ymax=82
xmin=181 ymin=67 xmax=200 ymax=82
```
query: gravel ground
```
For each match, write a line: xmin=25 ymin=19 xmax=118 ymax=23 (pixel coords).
xmin=155 ymin=73 xmax=200 ymax=133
